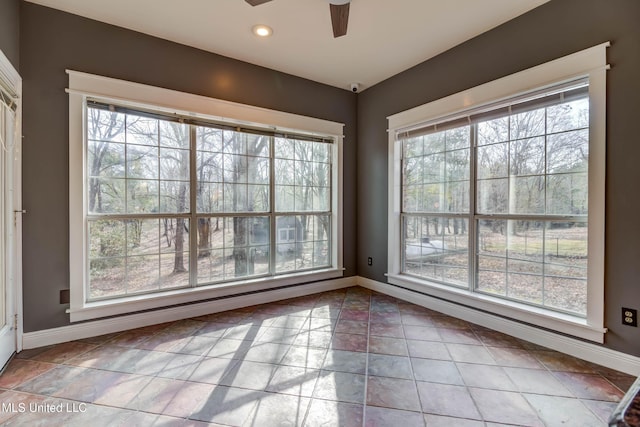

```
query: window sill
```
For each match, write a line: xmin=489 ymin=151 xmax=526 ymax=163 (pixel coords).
xmin=69 ymin=268 xmax=344 ymax=322
xmin=387 ymin=273 xmax=606 ymax=343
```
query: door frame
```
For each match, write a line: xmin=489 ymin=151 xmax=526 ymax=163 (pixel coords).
xmin=0 ymin=49 xmax=23 ymax=368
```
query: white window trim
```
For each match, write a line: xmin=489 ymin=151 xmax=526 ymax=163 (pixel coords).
xmin=387 ymin=42 xmax=609 ymax=343
xmin=68 ymin=70 xmax=344 ymax=322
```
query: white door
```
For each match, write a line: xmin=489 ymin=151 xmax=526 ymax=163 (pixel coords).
xmin=0 ymin=51 xmax=21 ymax=370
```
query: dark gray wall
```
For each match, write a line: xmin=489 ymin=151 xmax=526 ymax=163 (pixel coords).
xmin=19 ymin=2 xmax=357 ymax=332
xmin=0 ymin=0 xmax=19 ymax=70
xmin=358 ymin=0 xmax=640 ymax=355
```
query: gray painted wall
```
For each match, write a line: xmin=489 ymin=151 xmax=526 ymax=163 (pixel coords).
xmin=358 ymin=0 xmax=640 ymax=355
xmin=0 ymin=0 xmax=19 ymax=70
xmin=19 ymin=2 xmax=357 ymax=332
xmin=16 ymin=0 xmax=640 ymax=356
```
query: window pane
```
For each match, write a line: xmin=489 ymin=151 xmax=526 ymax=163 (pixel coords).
xmin=126 ymin=219 xmax=160 ymax=256
xmin=89 ymin=219 xmax=126 ymax=259
xmin=446 ymin=181 xmax=469 ymax=213
xmin=160 ymin=253 xmax=190 ymax=289
xmin=445 ymin=126 xmax=470 ymax=150
xmin=477 ymin=256 xmax=506 ymax=296
xmin=126 ymin=179 xmax=159 ymax=213
xmin=314 ymin=142 xmax=330 ymax=163
xmin=127 ymin=145 xmax=158 ymax=180
xmin=510 ymin=137 xmax=545 ymax=176
xmin=477 ymin=117 xmax=509 ymax=146
xmin=275 ymin=137 xmax=294 ymax=158
xmin=159 ymin=121 xmax=189 ymax=149
xmin=510 ymin=108 xmax=545 ymax=140
xmin=249 ymin=184 xmax=270 ymax=212
xmin=424 ymin=133 xmax=445 ymax=154
xmin=476 ymin=219 xmax=587 ymax=315
xmin=546 ymin=173 xmax=588 ymax=215
xmin=197 ymin=151 xmax=223 ymax=182
xmin=507 ymin=272 xmax=543 ymax=305
xmin=88 ymin=141 xmax=125 ymax=178
xmin=160 ymin=148 xmax=189 ymax=181
xmin=275 ymin=186 xmax=295 ymax=212
xmin=223 ymin=130 xmax=246 ymax=155
xmin=224 ymin=183 xmax=247 ymax=212
xmin=275 ymin=138 xmax=330 ymax=213
xmin=225 ymin=154 xmax=248 ymax=183
xmin=88 ymin=108 xmax=125 ymax=142
xmin=89 ymin=258 xmax=125 ymax=300
xmin=422 ymin=153 xmax=445 ymax=183
xmin=88 ymin=217 xmax=190 ymax=300
xmin=126 ymin=255 xmax=161 ymax=294
xmin=477 ymin=178 xmax=508 ymax=214
xmin=511 ymin=175 xmax=545 ymax=214
xmin=197 ymin=182 xmax=222 ymax=213
xmin=403 ymin=157 xmax=422 ymax=186
xmin=160 ymin=181 xmax=190 ymax=213
xmin=275 ymin=159 xmax=295 ymax=185
xmin=275 ymin=214 xmax=330 ymax=274
xmin=403 ymin=137 xmax=423 ymax=158
xmin=88 ymin=178 xmax=125 ymax=214
xmin=159 ymin=218 xmax=190 ymax=255
xmin=422 ymin=183 xmax=445 ymax=213
xmin=248 ymin=157 xmax=270 ymax=184
xmin=403 ymin=215 xmax=468 ymax=287
xmin=127 ymin=115 xmax=158 ymax=146
xmin=544 ymin=222 xmax=588 ymax=316
xmin=547 ymin=129 xmax=588 ymax=174
xmin=403 ymin=184 xmax=422 ymax=213
xmin=547 ymin=98 xmax=589 ymax=134
xmin=446 ymin=149 xmax=470 ymax=182
xmin=196 ymin=216 xmax=270 ymax=285
xmin=196 ymin=129 xmax=271 ymax=214
xmin=477 ymin=143 xmax=508 ymax=179
xmin=196 ymin=127 xmax=223 ymax=152
xmin=402 ymin=126 xmax=469 ymax=216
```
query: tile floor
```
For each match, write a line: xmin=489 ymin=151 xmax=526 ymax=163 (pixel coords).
xmin=0 ymin=287 xmax=635 ymax=426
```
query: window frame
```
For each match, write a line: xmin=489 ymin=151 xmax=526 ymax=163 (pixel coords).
xmin=68 ymin=70 xmax=344 ymax=322
xmin=387 ymin=43 xmax=609 ymax=342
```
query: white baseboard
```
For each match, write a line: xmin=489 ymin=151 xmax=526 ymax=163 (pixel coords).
xmin=358 ymin=276 xmax=640 ymax=376
xmin=22 ymin=274 xmax=640 ymax=377
xmin=22 ymin=276 xmax=356 ymax=350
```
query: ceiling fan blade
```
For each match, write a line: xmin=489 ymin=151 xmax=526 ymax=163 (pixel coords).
xmin=245 ymin=0 xmax=273 ymax=6
xmin=329 ymin=3 xmax=350 ymax=38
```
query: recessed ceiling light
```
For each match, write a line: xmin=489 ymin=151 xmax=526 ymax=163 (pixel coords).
xmin=252 ymin=25 xmax=273 ymax=37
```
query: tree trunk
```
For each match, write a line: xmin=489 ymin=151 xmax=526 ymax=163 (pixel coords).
xmin=173 ymin=146 xmax=190 ymax=273
xmin=233 ymin=217 xmax=248 ymax=275
xmin=173 ymin=217 xmax=187 ymax=273
xmin=198 ymin=218 xmax=211 ymax=257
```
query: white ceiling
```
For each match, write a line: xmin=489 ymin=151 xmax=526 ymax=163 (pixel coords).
xmin=25 ymin=0 xmax=550 ymax=91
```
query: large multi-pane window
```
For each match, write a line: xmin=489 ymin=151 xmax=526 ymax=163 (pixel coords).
xmin=400 ymin=80 xmax=590 ymax=316
xmin=86 ymin=102 xmax=333 ymax=301
xmin=389 ymin=44 xmax=608 ymax=342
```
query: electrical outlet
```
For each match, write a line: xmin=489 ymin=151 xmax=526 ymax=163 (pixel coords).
xmin=622 ymin=307 xmax=637 ymax=327
xmin=367 ymin=257 xmax=372 ymax=266
xmin=60 ymin=289 xmax=70 ymax=304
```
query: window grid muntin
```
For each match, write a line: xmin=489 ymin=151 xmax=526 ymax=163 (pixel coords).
xmin=86 ymin=104 xmax=334 ymax=301
xmin=399 ymin=83 xmax=589 ymax=317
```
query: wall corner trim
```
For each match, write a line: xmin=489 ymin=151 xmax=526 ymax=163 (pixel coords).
xmin=357 ymin=276 xmax=640 ymax=376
